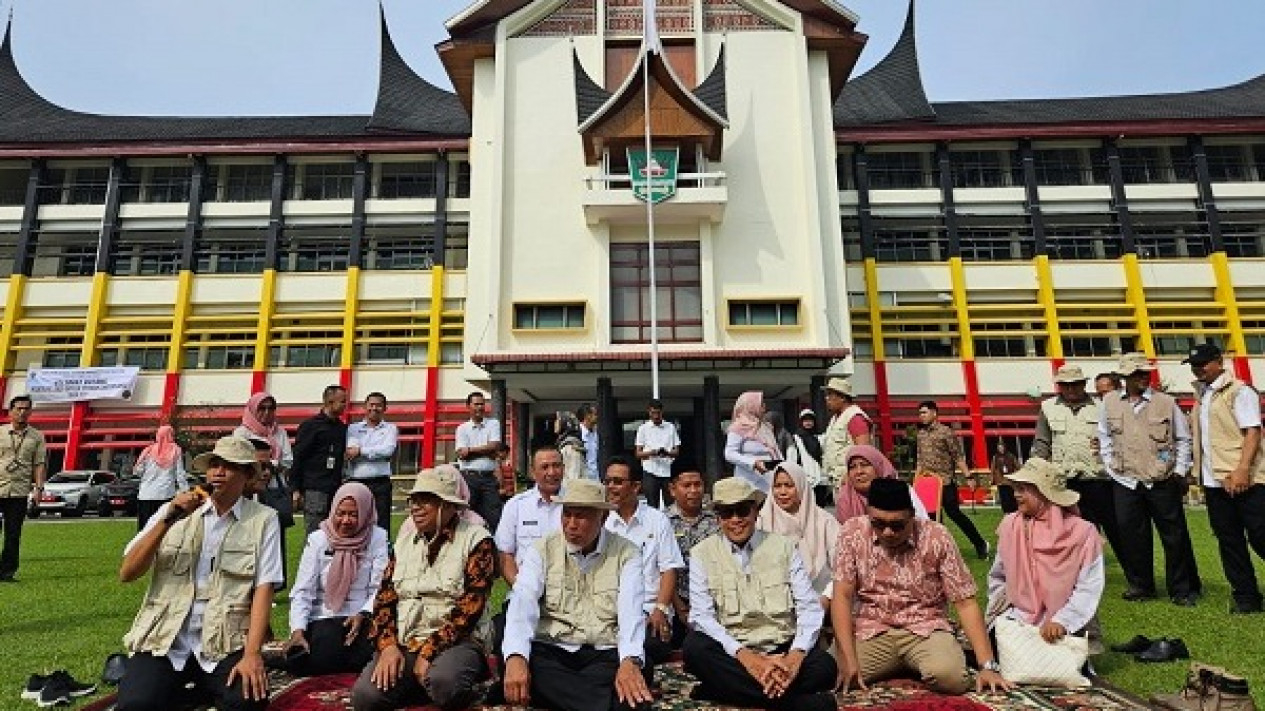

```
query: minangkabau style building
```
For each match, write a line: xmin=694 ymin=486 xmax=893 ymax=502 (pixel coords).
xmin=1 ymin=0 xmax=1262 ymax=475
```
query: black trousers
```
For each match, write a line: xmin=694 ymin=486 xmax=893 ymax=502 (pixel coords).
xmin=940 ymin=482 xmax=987 ymax=553
xmin=641 ymin=475 xmax=669 ymax=510
xmin=136 ymin=499 xmax=164 ymax=532
xmin=0 ymin=496 xmax=28 ymax=578
xmin=116 ymin=650 xmax=267 ymax=711
xmin=1113 ymin=477 xmax=1201 ymax=598
xmin=462 ymin=470 xmax=503 ymax=534
xmin=1069 ymin=478 xmax=1122 ymax=558
xmin=288 ymin=616 xmax=373 ymax=677
xmin=682 ymin=632 xmax=837 ymax=710
xmin=352 ymin=477 xmax=394 ymax=532
xmin=995 ymin=484 xmax=1018 ymax=514
xmin=528 ymin=642 xmax=650 ymax=711
xmin=1206 ymin=485 xmax=1265 ymax=607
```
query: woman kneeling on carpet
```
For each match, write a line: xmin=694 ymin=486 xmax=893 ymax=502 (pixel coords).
xmin=286 ymin=481 xmax=390 ymax=676
xmin=986 ymin=458 xmax=1104 ymax=687
xmin=350 ymin=467 xmax=497 ymax=711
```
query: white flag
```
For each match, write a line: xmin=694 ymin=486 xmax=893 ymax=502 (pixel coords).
xmin=643 ymin=0 xmax=662 ymax=54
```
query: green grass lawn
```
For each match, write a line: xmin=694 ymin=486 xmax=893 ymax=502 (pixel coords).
xmin=1 ymin=509 xmax=1262 ymax=708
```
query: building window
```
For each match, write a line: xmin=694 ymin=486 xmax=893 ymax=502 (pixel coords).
xmin=950 ymin=149 xmax=1021 ymax=188
xmin=873 ymin=217 xmax=948 ymax=263
xmin=1119 ymin=146 xmax=1193 ymax=184
xmin=43 ymin=349 xmax=80 ymax=368
xmin=514 ymin=303 xmax=586 ymax=329
xmin=122 ymin=165 xmax=191 ymax=203
xmin=0 ymin=165 xmax=28 ymax=205
xmin=362 ymin=344 xmax=410 ymax=365
xmin=728 ymin=300 xmax=800 ymax=327
xmin=958 ymin=229 xmax=1031 ymax=261
xmin=1060 ymin=336 xmax=1116 ymax=357
xmin=111 ymin=230 xmax=182 ymax=276
xmin=451 ymin=160 xmax=472 ymax=198
xmin=444 ymin=224 xmax=469 ymax=271
xmin=204 ymin=346 xmax=254 ymax=370
xmin=884 ymin=324 xmax=954 ymax=359
xmin=212 ymin=164 xmax=273 ymax=202
xmin=377 ymin=162 xmax=437 ymax=198
xmin=1032 ymin=147 xmax=1109 ymax=186
xmin=124 ymin=348 xmax=168 ymax=370
xmin=610 ymin=242 xmax=703 ymax=344
xmin=39 ymin=166 xmax=111 ymax=205
xmin=1223 ymin=223 xmax=1263 ymax=257
xmin=841 ymin=217 xmax=862 ymax=262
xmin=1205 ymin=145 xmax=1255 ymax=183
xmin=973 ymin=337 xmax=1028 ymax=358
xmin=297 ymin=163 xmax=355 ymax=200
xmin=274 ymin=344 xmax=340 ymax=368
xmin=866 ymin=151 xmax=934 ymax=190
xmin=195 ymin=229 xmax=269 ymax=274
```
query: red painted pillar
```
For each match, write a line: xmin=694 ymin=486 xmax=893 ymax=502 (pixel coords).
xmin=961 ymin=361 xmax=988 ymax=470
xmin=873 ymin=361 xmax=893 ymax=452
xmin=0 ymin=375 xmax=7 ymax=403
xmin=65 ymin=401 xmax=89 ymax=470
xmin=161 ymin=372 xmax=180 ymax=422
xmin=421 ymin=367 xmax=439 ymax=468
xmin=1233 ymin=356 xmax=1252 ymax=385
xmin=338 ymin=367 xmax=353 ymax=393
xmin=250 ymin=370 xmax=267 ymax=395
xmin=1050 ymin=357 xmax=1066 ymax=372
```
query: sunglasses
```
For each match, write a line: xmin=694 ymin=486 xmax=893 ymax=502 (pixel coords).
xmin=715 ymin=502 xmax=755 ymax=519
xmin=869 ymin=517 xmax=909 ymax=533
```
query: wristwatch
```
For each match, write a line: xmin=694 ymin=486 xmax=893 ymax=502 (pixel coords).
xmin=653 ymin=603 xmax=672 ymax=617
xmin=981 ymin=660 xmax=1002 ymax=673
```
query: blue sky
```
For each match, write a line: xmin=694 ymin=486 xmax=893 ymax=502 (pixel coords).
xmin=2 ymin=0 xmax=1263 ymax=117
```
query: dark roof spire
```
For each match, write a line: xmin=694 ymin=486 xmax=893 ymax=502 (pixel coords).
xmin=833 ymin=0 xmax=935 ymax=126
xmin=368 ymin=8 xmax=471 ymax=134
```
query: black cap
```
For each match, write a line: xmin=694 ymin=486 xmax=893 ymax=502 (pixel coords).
xmin=1182 ymin=344 xmax=1223 ymax=366
xmin=867 ymin=477 xmax=914 ymax=513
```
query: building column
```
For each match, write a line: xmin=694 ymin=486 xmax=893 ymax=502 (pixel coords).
xmin=853 ymin=146 xmax=893 ymax=451
xmin=421 ymin=265 xmax=447 ymax=468
xmin=164 ymin=157 xmax=205 ymax=419
xmin=702 ymin=375 xmax=721 ymax=486
xmin=348 ymin=153 xmax=369 ymax=269
xmin=809 ymin=374 xmax=826 ymax=423
xmin=13 ymin=160 xmax=43 ymax=278
xmin=491 ymin=379 xmax=508 ymax=435
xmin=514 ymin=401 xmax=530 ymax=479
xmin=1190 ymin=137 xmax=1250 ymax=382
xmin=264 ymin=155 xmax=287 ymax=272
xmin=433 ymin=154 xmax=451 ymax=266
xmin=1021 ymin=140 xmax=1063 ymax=371
xmin=596 ymin=377 xmax=617 ymax=475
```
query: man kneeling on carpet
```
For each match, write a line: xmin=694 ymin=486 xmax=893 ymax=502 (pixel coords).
xmin=117 ymin=435 xmax=284 ymax=711
xmin=350 ymin=467 xmax=496 ymax=711
xmin=831 ymin=477 xmax=1012 ymax=695
xmin=684 ymin=477 xmax=839 ymax=711
xmin=501 ymin=478 xmax=655 ymax=711
xmin=285 ymin=481 xmax=390 ymax=676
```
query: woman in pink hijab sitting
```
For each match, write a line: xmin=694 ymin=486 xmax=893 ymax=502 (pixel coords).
xmin=286 ymin=481 xmax=390 ymax=676
xmin=986 ymin=458 xmax=1104 ymax=678
xmin=835 ymin=445 xmax=928 ymax=524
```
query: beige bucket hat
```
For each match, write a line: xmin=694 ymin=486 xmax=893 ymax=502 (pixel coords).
xmin=825 ymin=377 xmax=853 ymax=397
xmin=1053 ymin=365 xmax=1088 ymax=384
xmin=711 ymin=477 xmax=765 ymax=507
xmin=408 ymin=466 xmax=469 ymax=506
xmin=1006 ymin=457 xmax=1079 ymax=508
xmin=1115 ymin=352 xmax=1157 ymax=376
xmin=554 ymin=478 xmax=615 ymax=510
xmin=192 ymin=435 xmax=262 ymax=475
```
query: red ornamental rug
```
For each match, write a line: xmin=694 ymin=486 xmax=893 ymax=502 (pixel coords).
xmin=80 ymin=663 xmax=1153 ymax=710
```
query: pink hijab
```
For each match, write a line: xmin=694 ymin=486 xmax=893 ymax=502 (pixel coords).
xmin=396 ymin=464 xmax=485 ymax=541
xmin=320 ymin=482 xmax=378 ymax=613
xmin=241 ymin=392 xmax=280 ymax=460
xmin=999 ymin=501 xmax=1101 ymax=626
xmin=757 ymin=461 xmax=838 ymax=582
xmin=136 ymin=425 xmax=181 ymax=470
xmin=835 ymin=444 xmax=900 ymax=523
xmin=728 ymin=391 xmax=781 ymax=457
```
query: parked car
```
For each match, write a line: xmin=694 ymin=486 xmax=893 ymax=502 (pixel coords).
xmin=98 ymin=475 xmax=141 ymax=518
xmin=28 ymin=470 xmax=117 ymax=518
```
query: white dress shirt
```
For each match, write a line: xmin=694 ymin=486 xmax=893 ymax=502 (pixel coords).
xmin=1196 ymin=373 xmax=1262 ymax=487
xmin=1096 ymin=388 xmax=1193 ymax=489
xmin=494 ymin=486 xmax=564 ymax=566
xmin=455 ymin=418 xmax=501 ymax=473
xmin=502 ymin=530 xmax=646 ymax=663
xmin=987 ymin=553 xmax=1105 ymax=634
xmin=688 ymin=530 xmax=823 ymax=656
xmin=346 ymin=419 xmax=399 ymax=480
xmin=635 ymin=420 xmax=681 ymax=479
xmin=127 ymin=500 xmax=284 ymax=673
xmin=135 ymin=457 xmax=189 ymax=501
xmin=724 ymin=432 xmax=776 ymax=493
xmin=580 ymin=424 xmax=600 ymax=480
xmin=289 ymin=527 xmax=390 ymax=632
xmin=605 ymin=502 xmax=685 ymax=610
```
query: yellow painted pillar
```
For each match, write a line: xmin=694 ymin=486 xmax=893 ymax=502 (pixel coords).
xmin=1122 ymin=254 xmax=1155 ymax=357
xmin=863 ymin=258 xmax=894 ymax=449
xmin=422 ymin=266 xmax=446 ymax=466
xmin=339 ymin=267 xmax=361 ymax=391
xmin=0 ymin=274 xmax=27 ymax=376
xmin=948 ymin=257 xmax=974 ymax=361
xmin=162 ymin=270 xmax=194 ymax=418
xmin=250 ymin=269 xmax=277 ymax=393
xmin=1210 ymin=251 xmax=1248 ymax=356
xmin=79 ymin=272 xmax=110 ymax=367
xmin=1034 ymin=255 xmax=1063 ymax=361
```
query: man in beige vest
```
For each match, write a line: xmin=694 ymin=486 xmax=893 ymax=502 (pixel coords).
xmin=1186 ymin=344 xmax=1265 ymax=614
xmin=1097 ymin=352 xmax=1201 ymax=606
xmin=822 ymin=377 xmax=872 ymax=496
xmin=683 ymin=477 xmax=837 ymax=711
xmin=351 ymin=467 xmax=496 ymax=711
xmin=502 ymin=478 xmax=653 ymax=711
xmin=117 ymin=435 xmax=283 ymax=711
xmin=1031 ymin=365 xmax=1123 ymax=556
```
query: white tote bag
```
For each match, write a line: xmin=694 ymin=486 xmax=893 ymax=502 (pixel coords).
xmin=995 ymin=615 xmax=1090 ymax=688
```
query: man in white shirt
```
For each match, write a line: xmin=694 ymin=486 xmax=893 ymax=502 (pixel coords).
xmin=578 ymin=403 xmax=600 ymax=481
xmin=117 ymin=435 xmax=283 ymax=711
xmin=603 ymin=455 xmax=685 ymax=686
xmin=502 ymin=478 xmax=653 ymax=711
xmin=1187 ymin=344 xmax=1265 ymax=614
xmin=455 ymin=391 xmax=503 ymax=532
xmin=634 ymin=399 xmax=680 ymax=509
xmin=345 ymin=392 xmax=399 ymax=531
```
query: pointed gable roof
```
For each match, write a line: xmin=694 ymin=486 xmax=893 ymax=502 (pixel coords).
xmin=368 ymin=11 xmax=471 ymax=135
xmin=833 ymin=0 xmax=934 ymax=126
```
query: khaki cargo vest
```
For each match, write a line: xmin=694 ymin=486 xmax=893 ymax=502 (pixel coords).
xmin=124 ymin=498 xmax=275 ymax=662
xmin=534 ymin=531 xmax=638 ymax=648
xmin=1191 ymin=377 xmax=1265 ymax=486
xmin=824 ymin=405 xmax=871 ymax=487
xmin=395 ymin=520 xmax=493 ymax=646
xmin=1102 ymin=390 xmax=1180 ymax=483
xmin=1042 ymin=398 xmax=1105 ymax=480
xmin=693 ymin=532 xmax=797 ymax=651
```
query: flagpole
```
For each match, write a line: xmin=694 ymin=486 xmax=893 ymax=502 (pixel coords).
xmin=643 ymin=0 xmax=660 ymax=399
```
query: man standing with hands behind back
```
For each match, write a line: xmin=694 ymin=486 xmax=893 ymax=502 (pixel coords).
xmin=0 ymin=395 xmax=46 ymax=583
xmin=455 ymin=392 xmax=503 ymax=533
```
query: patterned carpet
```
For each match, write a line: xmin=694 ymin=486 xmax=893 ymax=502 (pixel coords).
xmin=83 ymin=662 xmax=1155 ymax=710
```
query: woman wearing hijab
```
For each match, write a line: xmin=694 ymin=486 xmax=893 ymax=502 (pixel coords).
xmin=835 ymin=445 xmax=929 ymax=524
xmin=234 ymin=392 xmax=296 ymax=583
xmin=757 ymin=461 xmax=839 ymax=600
xmin=554 ymin=411 xmax=589 ymax=482
xmin=986 ymin=457 xmax=1104 ymax=674
xmin=286 ymin=481 xmax=390 ymax=676
xmin=724 ymin=391 xmax=782 ymax=492
xmin=133 ymin=424 xmax=188 ymax=530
